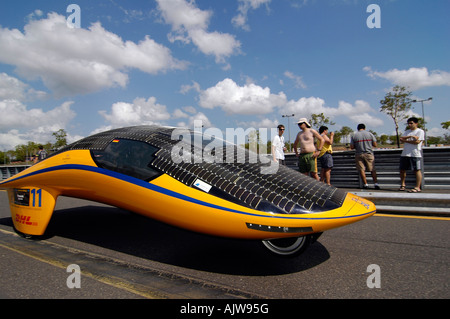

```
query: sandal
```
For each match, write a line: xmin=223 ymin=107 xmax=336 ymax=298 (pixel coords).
xmin=398 ymin=186 xmax=406 ymax=191
xmin=408 ymin=188 xmax=421 ymax=193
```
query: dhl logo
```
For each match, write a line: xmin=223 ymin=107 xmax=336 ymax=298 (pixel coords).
xmin=15 ymin=214 xmax=37 ymax=226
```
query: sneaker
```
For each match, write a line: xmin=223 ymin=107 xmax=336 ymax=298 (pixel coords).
xmin=363 ymin=184 xmax=369 ymax=189
xmin=374 ymin=184 xmax=380 ymax=190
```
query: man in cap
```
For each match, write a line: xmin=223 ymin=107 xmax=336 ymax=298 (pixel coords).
xmin=293 ymin=118 xmax=324 ymax=180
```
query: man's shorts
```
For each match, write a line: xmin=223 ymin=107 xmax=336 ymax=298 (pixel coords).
xmin=319 ymin=152 xmax=333 ymax=169
xmin=355 ymin=153 xmax=374 ymax=171
xmin=399 ymin=156 xmax=422 ymax=171
xmin=298 ymin=152 xmax=317 ymax=173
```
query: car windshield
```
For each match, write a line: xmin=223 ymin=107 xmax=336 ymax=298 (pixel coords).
xmin=92 ymin=138 xmax=161 ymax=181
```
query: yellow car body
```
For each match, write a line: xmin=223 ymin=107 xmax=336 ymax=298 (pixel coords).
xmin=1 ymin=126 xmax=376 ymax=256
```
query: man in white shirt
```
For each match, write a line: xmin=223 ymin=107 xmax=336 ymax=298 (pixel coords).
xmin=272 ymin=124 xmax=287 ymax=165
xmin=399 ymin=117 xmax=425 ymax=192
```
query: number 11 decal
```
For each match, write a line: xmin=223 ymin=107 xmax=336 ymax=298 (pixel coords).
xmin=31 ymin=189 xmax=42 ymax=207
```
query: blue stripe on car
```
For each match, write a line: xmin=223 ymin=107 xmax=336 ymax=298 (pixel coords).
xmin=1 ymin=164 xmax=374 ymax=220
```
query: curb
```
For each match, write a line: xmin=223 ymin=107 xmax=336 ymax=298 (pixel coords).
xmin=351 ymin=190 xmax=450 ymax=216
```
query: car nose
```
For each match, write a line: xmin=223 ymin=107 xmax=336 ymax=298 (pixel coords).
xmin=345 ymin=193 xmax=376 ymax=218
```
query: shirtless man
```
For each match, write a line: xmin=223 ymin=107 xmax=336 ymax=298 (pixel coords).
xmin=293 ymin=118 xmax=324 ymax=180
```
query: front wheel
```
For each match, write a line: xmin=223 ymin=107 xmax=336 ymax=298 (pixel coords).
xmin=262 ymin=235 xmax=311 ymax=257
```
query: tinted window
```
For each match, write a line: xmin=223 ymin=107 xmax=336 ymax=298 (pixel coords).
xmin=92 ymin=139 xmax=161 ymax=181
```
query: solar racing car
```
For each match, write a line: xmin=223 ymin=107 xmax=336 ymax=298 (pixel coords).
xmin=0 ymin=126 xmax=376 ymax=256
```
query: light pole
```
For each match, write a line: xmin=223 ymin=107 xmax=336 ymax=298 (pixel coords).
xmin=411 ymin=97 xmax=432 ymax=147
xmin=282 ymin=114 xmax=295 ymax=151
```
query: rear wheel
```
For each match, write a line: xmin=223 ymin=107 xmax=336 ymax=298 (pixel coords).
xmin=13 ymin=226 xmax=34 ymax=239
xmin=12 ymin=225 xmax=46 ymax=240
xmin=262 ymin=235 xmax=311 ymax=257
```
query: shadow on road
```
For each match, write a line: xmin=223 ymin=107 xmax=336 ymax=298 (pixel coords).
xmin=0 ymin=205 xmax=330 ymax=276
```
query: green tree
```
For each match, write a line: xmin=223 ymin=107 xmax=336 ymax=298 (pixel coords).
xmin=441 ymin=121 xmax=450 ymax=130
xmin=334 ymin=126 xmax=353 ymax=144
xmin=52 ymin=129 xmax=68 ymax=150
xmin=244 ymin=129 xmax=268 ymax=154
xmin=379 ymin=134 xmax=389 ymax=145
xmin=14 ymin=141 xmax=40 ymax=162
xmin=427 ymin=136 xmax=443 ymax=145
xmin=380 ymin=85 xmax=412 ymax=148
xmin=369 ymin=130 xmax=378 ymax=140
xmin=389 ymin=135 xmax=397 ymax=145
xmin=309 ymin=113 xmax=335 ymax=130
xmin=441 ymin=121 xmax=450 ymax=144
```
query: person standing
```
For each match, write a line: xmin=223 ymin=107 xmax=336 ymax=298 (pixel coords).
xmin=317 ymin=126 xmax=334 ymax=185
xmin=34 ymin=145 xmax=47 ymax=164
xmin=272 ymin=124 xmax=287 ymax=165
xmin=350 ymin=124 xmax=380 ymax=189
xmin=293 ymin=118 xmax=324 ymax=180
xmin=399 ymin=117 xmax=424 ymax=193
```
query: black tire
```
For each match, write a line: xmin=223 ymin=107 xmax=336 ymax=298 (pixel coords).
xmin=12 ymin=225 xmax=42 ymax=240
xmin=13 ymin=228 xmax=34 ymax=239
xmin=262 ymin=235 xmax=311 ymax=257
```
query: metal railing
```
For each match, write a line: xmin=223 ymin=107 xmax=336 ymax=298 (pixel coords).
xmin=2 ymin=148 xmax=449 ymax=215
xmin=285 ymin=146 xmax=450 ymax=190
xmin=2 ymin=147 xmax=450 ymax=189
xmin=0 ymin=165 xmax=31 ymax=181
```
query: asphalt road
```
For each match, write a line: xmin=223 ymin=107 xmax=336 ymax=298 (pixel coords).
xmin=0 ymin=190 xmax=449 ymax=301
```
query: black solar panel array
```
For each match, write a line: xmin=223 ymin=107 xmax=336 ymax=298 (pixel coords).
xmin=148 ymin=132 xmax=347 ymax=214
xmin=53 ymin=126 xmax=347 ymax=214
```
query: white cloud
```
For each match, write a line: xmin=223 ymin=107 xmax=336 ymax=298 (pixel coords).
xmin=0 ymin=100 xmax=75 ymax=131
xmin=232 ymin=0 xmax=271 ymax=31
xmin=289 ymin=0 xmax=310 ymax=9
xmin=0 ymin=130 xmax=27 ymax=151
xmin=281 ymin=97 xmax=383 ymax=128
xmin=25 ymin=9 xmax=44 ymax=22
xmin=282 ymin=96 xmax=327 ymax=118
xmin=0 ymin=73 xmax=47 ymax=101
xmin=337 ymin=100 xmax=384 ymax=127
xmin=0 ymin=12 xmax=187 ymax=97
xmin=172 ymin=108 xmax=189 ymax=118
xmin=284 ymin=70 xmax=307 ymax=89
xmin=182 ymin=105 xmax=197 ymax=114
xmin=0 ymin=100 xmax=76 ymax=149
xmin=188 ymin=111 xmax=212 ymax=128
xmin=176 ymin=111 xmax=212 ymax=129
xmin=180 ymin=81 xmax=201 ymax=94
xmin=156 ymin=0 xmax=210 ymax=30
xmin=239 ymin=118 xmax=279 ymax=130
xmin=428 ymin=126 xmax=447 ymax=138
xmin=189 ymin=29 xmax=240 ymax=64
xmin=199 ymin=78 xmax=287 ymax=115
xmin=364 ymin=66 xmax=450 ymax=90
xmin=99 ymin=97 xmax=171 ymax=127
xmin=156 ymin=0 xmax=241 ymax=64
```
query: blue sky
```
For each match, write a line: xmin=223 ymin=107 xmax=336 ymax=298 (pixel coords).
xmin=0 ymin=0 xmax=449 ymax=150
